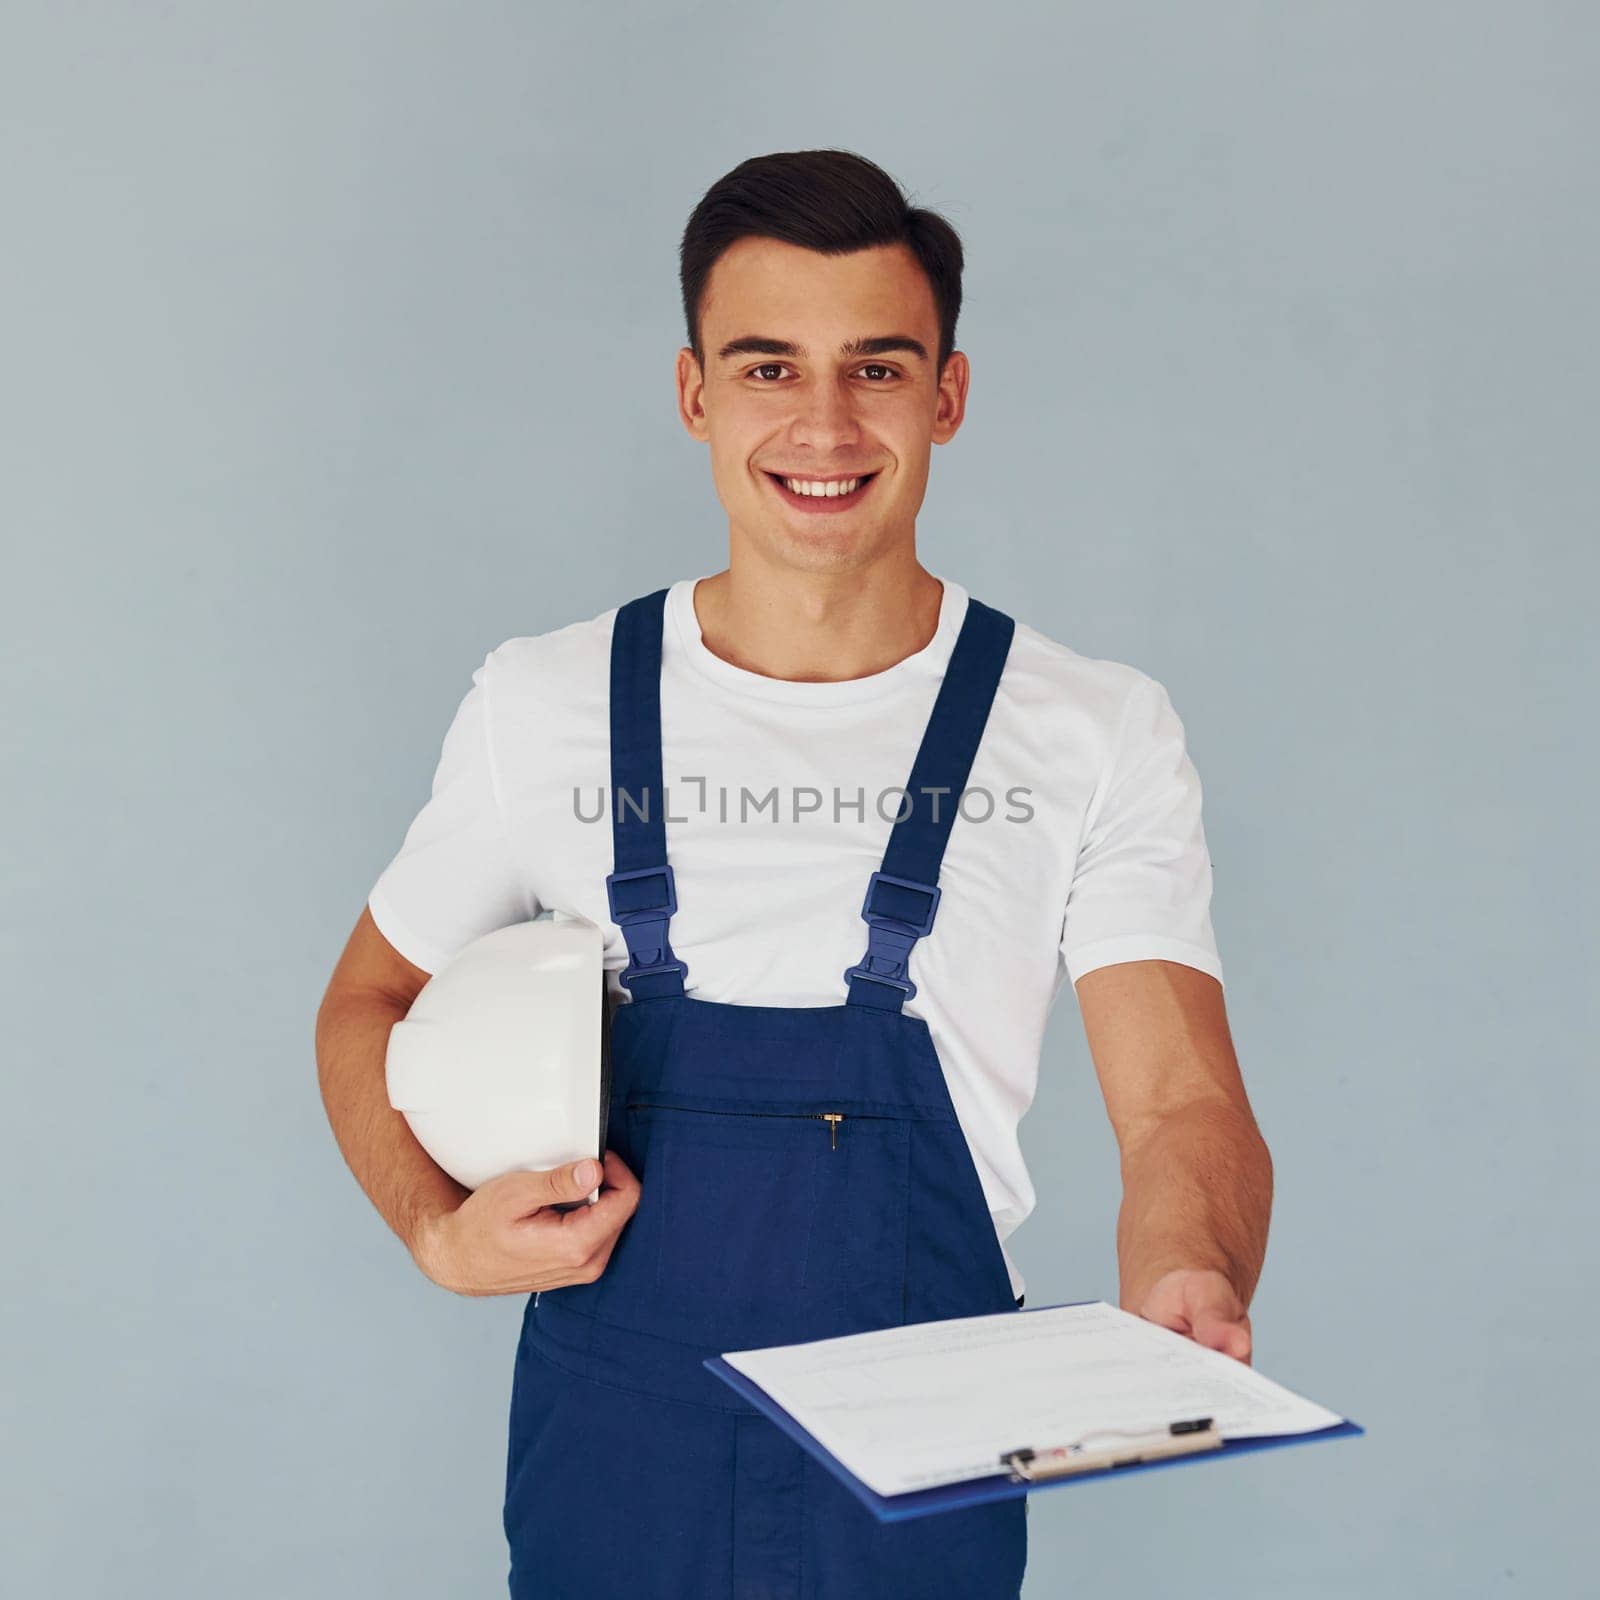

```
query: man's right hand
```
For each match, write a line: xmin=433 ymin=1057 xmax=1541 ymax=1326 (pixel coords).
xmin=410 ymin=1149 xmax=642 ymax=1297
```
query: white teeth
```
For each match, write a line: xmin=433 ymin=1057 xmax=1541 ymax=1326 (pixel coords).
xmin=783 ymin=476 xmax=861 ymax=497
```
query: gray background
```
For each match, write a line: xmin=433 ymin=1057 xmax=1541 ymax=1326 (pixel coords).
xmin=3 ymin=2 xmax=1594 ymax=1595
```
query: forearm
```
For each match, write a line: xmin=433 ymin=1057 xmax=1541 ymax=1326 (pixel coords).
xmin=315 ymin=990 xmax=468 ymax=1256
xmin=1116 ymin=1099 xmax=1273 ymax=1312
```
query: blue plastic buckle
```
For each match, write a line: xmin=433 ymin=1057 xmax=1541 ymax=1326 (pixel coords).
xmin=605 ymin=864 xmax=686 ymax=983
xmin=843 ymin=871 xmax=942 ymax=1000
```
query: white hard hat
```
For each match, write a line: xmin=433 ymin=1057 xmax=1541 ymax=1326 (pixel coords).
xmin=385 ymin=915 xmax=608 ymax=1195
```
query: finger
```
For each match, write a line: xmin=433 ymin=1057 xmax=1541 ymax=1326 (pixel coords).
xmin=555 ymin=1177 xmax=641 ymax=1246
xmin=493 ymin=1159 xmax=603 ymax=1218
xmin=513 ymin=1170 xmax=638 ymax=1254
xmin=1232 ymin=1312 xmax=1254 ymax=1365
xmin=596 ymin=1147 xmax=641 ymax=1199
xmin=1139 ymin=1310 xmax=1193 ymax=1338
xmin=496 ymin=1147 xmax=637 ymax=1263
xmin=579 ymin=1220 xmax=627 ymax=1278
xmin=1192 ymin=1308 xmax=1252 ymax=1363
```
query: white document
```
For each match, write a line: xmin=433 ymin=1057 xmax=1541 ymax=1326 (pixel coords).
xmin=721 ymin=1300 xmax=1346 ymax=1498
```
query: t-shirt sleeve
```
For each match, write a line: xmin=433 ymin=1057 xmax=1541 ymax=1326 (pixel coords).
xmin=366 ymin=648 xmax=539 ymax=975
xmin=1060 ymin=673 xmax=1224 ymax=988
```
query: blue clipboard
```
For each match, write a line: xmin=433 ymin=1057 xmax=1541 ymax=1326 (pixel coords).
xmin=704 ymin=1302 xmax=1365 ymax=1524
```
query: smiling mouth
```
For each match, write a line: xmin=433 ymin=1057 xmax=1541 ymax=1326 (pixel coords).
xmin=763 ymin=471 xmax=879 ymax=510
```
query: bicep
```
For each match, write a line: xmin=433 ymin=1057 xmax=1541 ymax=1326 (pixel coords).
xmin=322 ymin=904 xmax=433 ymax=1014
xmin=362 ymin=647 xmax=538 ymax=975
xmin=1073 ymin=958 xmax=1247 ymax=1154
xmin=1059 ymin=675 xmax=1224 ymax=990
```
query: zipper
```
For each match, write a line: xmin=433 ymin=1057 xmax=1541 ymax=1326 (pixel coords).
xmin=626 ymin=1101 xmax=852 ymax=1150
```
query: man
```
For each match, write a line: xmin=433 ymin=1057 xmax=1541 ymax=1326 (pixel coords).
xmin=316 ymin=148 xmax=1272 ymax=1598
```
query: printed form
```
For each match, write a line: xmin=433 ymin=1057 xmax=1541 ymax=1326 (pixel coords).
xmin=721 ymin=1300 xmax=1346 ymax=1497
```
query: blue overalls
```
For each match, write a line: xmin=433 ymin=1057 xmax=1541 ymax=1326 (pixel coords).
xmin=504 ymin=587 xmax=1028 ymax=1599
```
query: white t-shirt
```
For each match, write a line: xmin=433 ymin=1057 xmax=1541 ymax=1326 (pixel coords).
xmin=368 ymin=573 xmax=1224 ymax=1299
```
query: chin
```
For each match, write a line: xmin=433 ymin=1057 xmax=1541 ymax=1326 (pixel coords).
xmin=759 ymin=523 xmax=891 ymax=578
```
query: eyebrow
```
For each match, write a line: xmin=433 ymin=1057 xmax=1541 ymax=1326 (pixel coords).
xmin=715 ymin=333 xmax=930 ymax=365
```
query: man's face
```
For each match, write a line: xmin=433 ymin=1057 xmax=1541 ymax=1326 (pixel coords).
xmin=676 ymin=236 xmax=968 ymax=575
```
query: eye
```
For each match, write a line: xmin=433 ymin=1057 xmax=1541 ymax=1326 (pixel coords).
xmin=745 ymin=363 xmax=902 ymax=383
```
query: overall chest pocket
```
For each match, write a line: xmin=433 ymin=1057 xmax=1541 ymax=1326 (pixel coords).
xmin=625 ymin=1101 xmax=911 ymax=1311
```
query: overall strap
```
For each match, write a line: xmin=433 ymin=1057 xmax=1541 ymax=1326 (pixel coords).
xmin=846 ymin=596 xmax=1016 ymax=1013
xmin=605 ymin=589 xmax=688 ymax=999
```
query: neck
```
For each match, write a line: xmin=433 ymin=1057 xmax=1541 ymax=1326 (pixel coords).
xmin=692 ymin=555 xmax=944 ymax=683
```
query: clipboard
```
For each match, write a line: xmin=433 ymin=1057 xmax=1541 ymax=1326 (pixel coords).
xmin=704 ymin=1302 xmax=1364 ymax=1524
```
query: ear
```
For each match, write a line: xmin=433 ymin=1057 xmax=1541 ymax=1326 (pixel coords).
xmin=677 ymin=347 xmax=709 ymax=441
xmin=930 ymin=349 xmax=970 ymax=445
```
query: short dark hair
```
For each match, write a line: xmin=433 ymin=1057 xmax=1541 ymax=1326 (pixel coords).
xmin=679 ymin=148 xmax=965 ymax=376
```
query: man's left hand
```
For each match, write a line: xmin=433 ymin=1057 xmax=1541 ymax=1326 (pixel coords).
xmin=1134 ymin=1267 xmax=1253 ymax=1365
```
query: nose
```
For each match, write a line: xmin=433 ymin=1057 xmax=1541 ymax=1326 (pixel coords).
xmin=785 ymin=378 xmax=864 ymax=452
